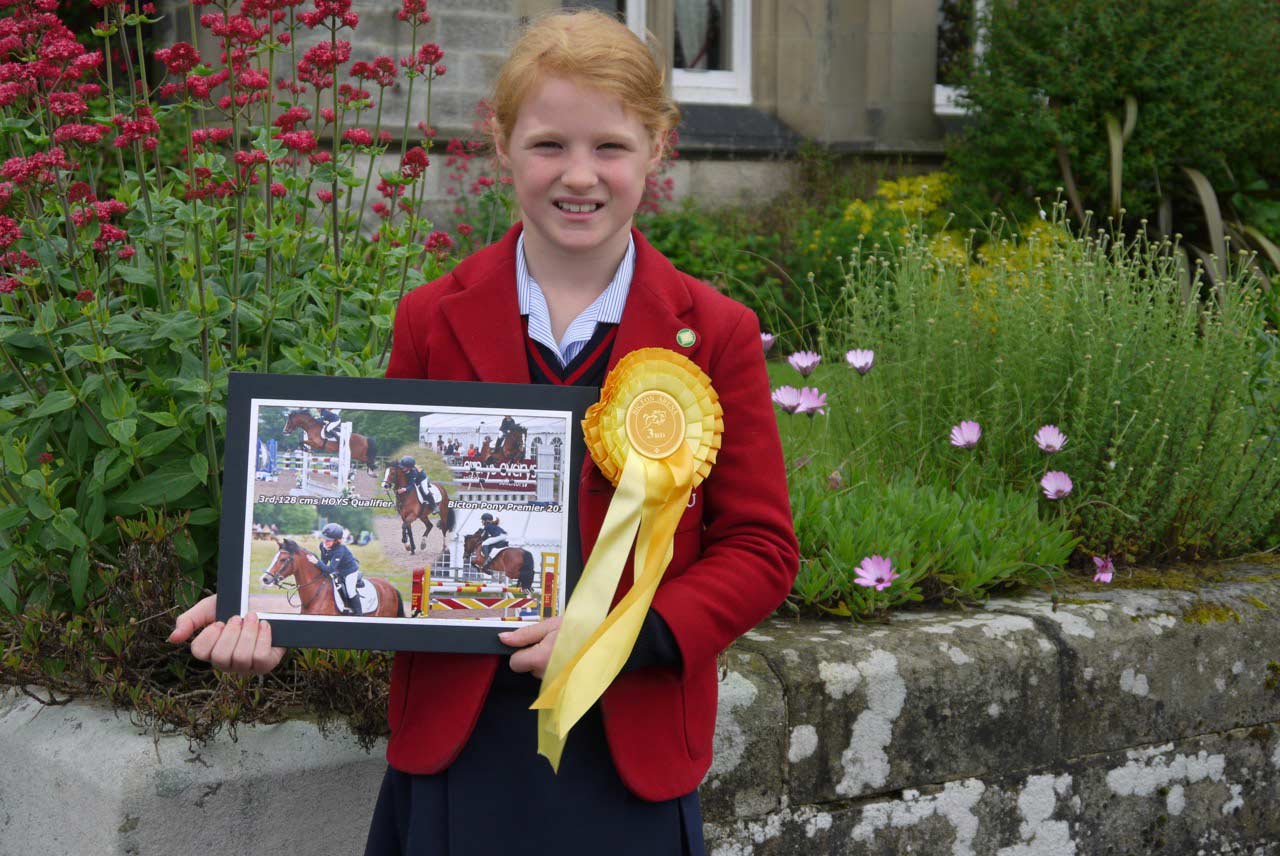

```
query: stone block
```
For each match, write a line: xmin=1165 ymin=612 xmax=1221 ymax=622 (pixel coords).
xmin=700 ymin=649 xmax=787 ymax=820
xmin=436 ymin=11 xmax=518 ymax=52
xmin=704 ymin=723 xmax=1280 ymax=855
xmin=0 ymin=691 xmax=386 ymax=856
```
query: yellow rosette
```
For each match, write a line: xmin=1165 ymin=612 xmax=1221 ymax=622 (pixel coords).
xmin=533 ymin=347 xmax=722 ymax=770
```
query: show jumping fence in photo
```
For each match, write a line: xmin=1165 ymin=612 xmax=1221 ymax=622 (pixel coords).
xmin=291 ymin=422 xmax=352 ymax=499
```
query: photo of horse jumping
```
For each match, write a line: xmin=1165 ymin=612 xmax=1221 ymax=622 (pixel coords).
xmin=283 ymin=409 xmax=379 ymax=474
xmin=463 ymin=529 xmax=536 ymax=594
xmin=381 ymin=462 xmax=455 ymax=555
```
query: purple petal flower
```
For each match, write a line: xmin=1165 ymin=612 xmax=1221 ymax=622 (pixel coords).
xmin=794 ymin=386 xmax=827 ymax=416
xmin=761 ymin=332 xmax=776 ymax=353
xmin=845 ymin=349 xmax=875 ymax=375
xmin=949 ymin=420 xmax=982 ymax=449
xmin=1041 ymin=470 xmax=1073 ymax=500
xmin=772 ymin=385 xmax=802 ymax=413
xmin=787 ymin=350 xmax=821 ymax=377
xmin=1034 ymin=424 xmax=1068 ymax=454
xmin=854 ymin=555 xmax=899 ymax=591
xmin=1092 ymin=555 xmax=1115 ymax=584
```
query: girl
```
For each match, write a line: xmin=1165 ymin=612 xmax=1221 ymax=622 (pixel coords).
xmin=170 ymin=10 xmax=798 ymax=855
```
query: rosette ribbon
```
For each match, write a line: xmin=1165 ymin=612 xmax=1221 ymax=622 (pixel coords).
xmin=532 ymin=348 xmax=723 ymax=770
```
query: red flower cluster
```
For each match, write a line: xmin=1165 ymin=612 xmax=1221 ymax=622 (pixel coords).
xmin=351 ymin=56 xmax=396 ymax=89
xmin=276 ymin=130 xmax=318 ymax=153
xmin=111 ymin=107 xmax=160 ymax=151
xmin=299 ymin=0 xmax=358 ymax=29
xmin=38 ymin=452 xmax=54 ymax=464
xmin=0 ymin=214 xmax=20 ymax=250
xmin=397 ymin=0 xmax=430 ymax=25
xmin=190 ymin=127 xmax=234 ymax=152
xmin=402 ymin=42 xmax=443 ymax=75
xmin=53 ymin=123 xmax=109 ymax=146
xmin=274 ymin=106 xmax=311 ymax=132
xmin=423 ymin=230 xmax=453 ymax=255
xmin=400 ymin=146 xmax=429 ymax=180
xmin=0 ymin=276 xmax=18 ymax=294
xmin=1 ymin=148 xmax=72 ymax=186
xmin=154 ymin=42 xmax=201 ymax=76
xmin=75 ymin=288 xmax=94 ymax=301
xmin=342 ymin=127 xmax=373 ymax=147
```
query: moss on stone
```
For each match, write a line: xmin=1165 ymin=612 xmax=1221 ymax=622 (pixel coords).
xmin=1180 ymin=600 xmax=1242 ymax=624
xmin=1242 ymin=595 xmax=1272 ymax=610
xmin=1265 ymin=661 xmax=1280 ymax=693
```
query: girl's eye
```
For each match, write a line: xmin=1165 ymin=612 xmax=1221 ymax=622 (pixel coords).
xmin=533 ymin=141 xmax=561 ymax=149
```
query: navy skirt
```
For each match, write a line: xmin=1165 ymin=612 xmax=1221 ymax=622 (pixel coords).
xmin=364 ymin=659 xmax=707 ymax=856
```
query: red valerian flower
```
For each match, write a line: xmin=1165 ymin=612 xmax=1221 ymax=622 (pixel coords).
xmin=234 ymin=149 xmax=269 ymax=167
xmin=276 ymin=130 xmax=318 ymax=153
xmin=154 ymin=42 xmax=201 ymax=75
xmin=94 ymin=223 xmax=127 ymax=250
xmin=269 ymin=182 xmax=287 ymax=198
xmin=402 ymin=42 xmax=443 ymax=73
xmin=351 ymin=56 xmax=396 ymax=88
xmin=397 ymin=0 xmax=430 ymax=24
xmin=0 ymin=275 xmax=18 ymax=294
xmin=316 ymin=189 xmax=333 ymax=203
xmin=371 ymin=201 xmax=390 ymax=217
xmin=75 ymin=288 xmax=94 ymax=301
xmin=378 ymin=130 xmax=392 ymax=145
xmin=116 ymin=245 xmax=136 ymax=260
xmin=0 ymin=149 xmax=72 ymax=186
xmin=273 ymin=106 xmax=311 ymax=132
xmin=38 ymin=452 xmax=55 ymax=464
xmin=423 ymin=230 xmax=453 ymax=255
xmin=0 ymin=214 xmax=20 ymax=250
xmin=111 ymin=107 xmax=160 ymax=151
xmin=342 ymin=127 xmax=372 ymax=146
xmin=47 ymin=92 xmax=88 ymax=117
xmin=400 ymin=146 xmax=429 ymax=179
xmin=53 ymin=123 xmax=109 ymax=146
xmin=457 ymin=223 xmax=473 ymax=237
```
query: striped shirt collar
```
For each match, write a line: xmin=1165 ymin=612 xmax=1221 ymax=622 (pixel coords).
xmin=517 ymin=231 xmax=634 ymax=367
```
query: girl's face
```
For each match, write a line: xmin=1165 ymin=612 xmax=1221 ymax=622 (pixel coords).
xmin=496 ymin=75 xmax=661 ymax=264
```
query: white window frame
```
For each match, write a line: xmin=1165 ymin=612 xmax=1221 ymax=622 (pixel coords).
xmin=626 ymin=0 xmax=753 ymax=106
xmin=934 ymin=0 xmax=987 ymax=116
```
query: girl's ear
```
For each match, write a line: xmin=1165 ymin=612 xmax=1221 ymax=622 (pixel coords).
xmin=647 ymin=130 xmax=667 ymax=173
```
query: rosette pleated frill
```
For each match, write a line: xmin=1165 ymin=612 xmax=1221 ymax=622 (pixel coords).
xmin=533 ymin=348 xmax=723 ymax=770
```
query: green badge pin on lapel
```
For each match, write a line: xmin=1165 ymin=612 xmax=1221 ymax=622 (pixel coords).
xmin=676 ymin=328 xmax=696 ymax=348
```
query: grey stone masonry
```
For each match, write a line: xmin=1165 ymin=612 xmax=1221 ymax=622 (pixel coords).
xmin=158 ymin=0 xmax=517 ymax=139
xmin=2 ymin=564 xmax=1278 ymax=854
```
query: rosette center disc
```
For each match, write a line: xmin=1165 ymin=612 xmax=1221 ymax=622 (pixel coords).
xmin=624 ymin=390 xmax=686 ymax=460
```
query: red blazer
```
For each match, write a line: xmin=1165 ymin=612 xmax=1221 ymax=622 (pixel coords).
xmin=383 ymin=224 xmax=799 ymax=801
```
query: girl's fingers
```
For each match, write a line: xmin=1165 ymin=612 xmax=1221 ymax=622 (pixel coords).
xmin=253 ymin=619 xmax=286 ymax=672
xmin=229 ymin=614 xmax=261 ymax=673
xmin=498 ymin=615 xmax=561 ymax=648
xmin=208 ymin=615 xmax=244 ymax=670
xmin=169 ymin=594 xmax=217 ymax=643
xmin=190 ymin=621 xmax=226 ymax=662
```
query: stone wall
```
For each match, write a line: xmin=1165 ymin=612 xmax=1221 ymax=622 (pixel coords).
xmin=3 ymin=565 xmax=1277 ymax=854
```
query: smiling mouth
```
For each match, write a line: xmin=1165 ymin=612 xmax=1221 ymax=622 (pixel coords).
xmin=555 ymin=201 xmax=603 ymax=213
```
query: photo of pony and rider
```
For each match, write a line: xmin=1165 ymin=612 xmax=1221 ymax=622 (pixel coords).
xmin=218 ymin=373 xmax=595 ymax=653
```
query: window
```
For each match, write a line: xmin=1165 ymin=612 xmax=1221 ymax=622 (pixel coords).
xmin=934 ymin=0 xmax=987 ymax=116
xmin=625 ymin=0 xmax=753 ymax=106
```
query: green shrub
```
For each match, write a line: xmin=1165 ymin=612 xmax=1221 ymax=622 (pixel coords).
xmin=948 ymin=0 xmax=1280 ymax=230
xmin=783 ymin=217 xmax=1280 ymax=569
xmin=790 ymin=474 xmax=1077 ymax=616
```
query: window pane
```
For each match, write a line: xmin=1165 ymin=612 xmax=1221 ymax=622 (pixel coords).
xmin=674 ymin=0 xmax=733 ymax=71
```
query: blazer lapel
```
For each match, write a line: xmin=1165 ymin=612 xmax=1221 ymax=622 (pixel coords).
xmin=609 ymin=227 xmax=697 ymax=369
xmin=438 ymin=226 xmax=531 ymax=383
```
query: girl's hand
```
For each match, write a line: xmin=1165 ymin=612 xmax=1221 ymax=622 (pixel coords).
xmin=168 ymin=594 xmax=286 ymax=675
xmin=499 ymin=616 xmax=562 ymax=679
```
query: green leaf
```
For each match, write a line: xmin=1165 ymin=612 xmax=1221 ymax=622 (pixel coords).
xmin=136 ymin=427 xmax=181 ymax=457
xmin=69 ymin=550 xmax=89 ymax=607
xmin=114 ymin=464 xmax=202 ymax=507
xmin=0 ymin=563 xmax=16 ymax=614
xmin=20 ymin=470 xmax=46 ymax=490
xmin=107 ymin=419 xmax=137 ymax=445
xmin=141 ymin=410 xmax=178 ymax=427
xmin=28 ymin=390 xmax=76 ymax=419
xmin=28 ymin=491 xmax=54 ymax=521
xmin=0 ymin=506 xmax=28 ymax=529
xmin=189 ymin=451 xmax=209 ymax=483
xmin=186 ymin=508 xmax=219 ymax=525
xmin=3 ymin=444 xmax=28 ymax=476
xmin=51 ymin=509 xmax=87 ymax=550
